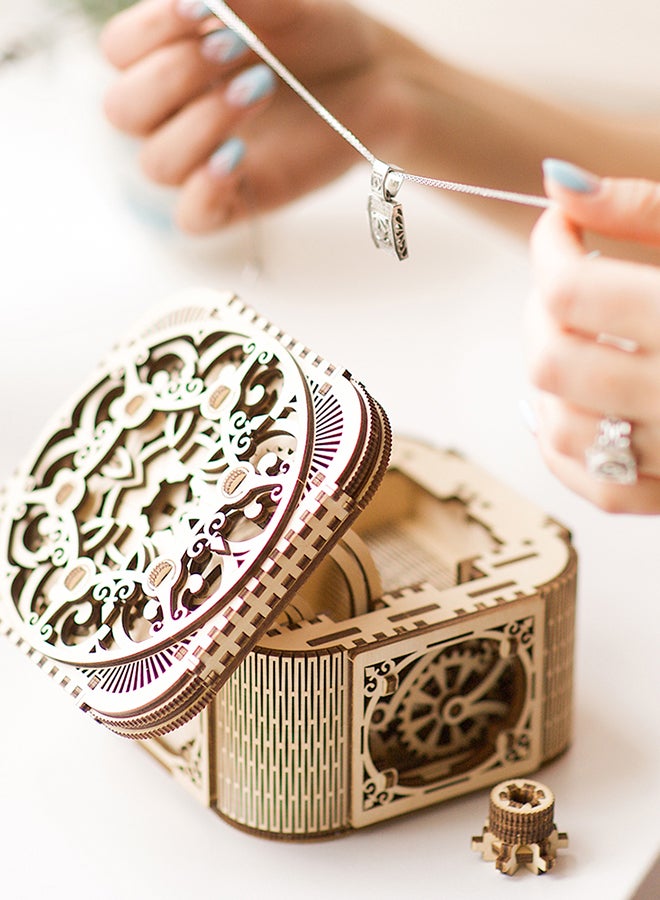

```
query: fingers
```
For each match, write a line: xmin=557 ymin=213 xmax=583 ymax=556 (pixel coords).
xmin=534 ymin=394 xmax=660 ymax=479
xmin=137 ymin=67 xmax=274 ymax=186
xmin=542 ymin=158 xmax=660 ymax=246
xmin=174 ymin=90 xmax=356 ymax=231
xmin=101 ymin=0 xmax=307 ymax=71
xmin=101 ymin=0 xmax=211 ymax=70
xmin=536 ymin=440 xmax=660 ymax=515
xmin=532 ymin=218 xmax=660 ymax=348
xmin=526 ymin=298 xmax=660 ymax=420
xmin=529 ymin=188 xmax=660 ymax=421
xmin=104 ymin=36 xmax=249 ymax=136
xmin=529 ymin=162 xmax=660 ymax=512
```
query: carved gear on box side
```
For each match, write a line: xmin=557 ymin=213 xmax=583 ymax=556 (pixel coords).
xmin=357 ymin=612 xmax=537 ymax=827
xmin=148 ymin=439 xmax=577 ymax=840
xmin=0 ymin=292 xmax=391 ymax=738
xmin=471 ymin=779 xmax=569 ymax=875
xmin=370 ymin=637 xmax=525 ymax=778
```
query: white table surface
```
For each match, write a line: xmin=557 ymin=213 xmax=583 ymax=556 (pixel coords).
xmin=0 ymin=3 xmax=658 ymax=899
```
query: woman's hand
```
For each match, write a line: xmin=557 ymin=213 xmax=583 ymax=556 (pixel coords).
xmin=101 ymin=0 xmax=414 ymax=233
xmin=527 ymin=160 xmax=660 ymax=513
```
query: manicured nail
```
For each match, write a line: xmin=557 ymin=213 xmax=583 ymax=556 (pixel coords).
xmin=542 ymin=158 xmax=600 ymax=194
xmin=201 ymin=28 xmax=248 ymax=64
xmin=209 ymin=137 xmax=245 ymax=177
xmin=177 ymin=0 xmax=208 ymax=21
xmin=226 ymin=64 xmax=276 ymax=108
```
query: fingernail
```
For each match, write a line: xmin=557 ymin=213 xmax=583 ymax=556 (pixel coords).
xmin=209 ymin=137 xmax=245 ymax=177
xmin=201 ymin=28 xmax=248 ymax=64
xmin=542 ymin=158 xmax=600 ymax=194
xmin=226 ymin=64 xmax=276 ymax=108
xmin=177 ymin=0 xmax=208 ymax=21
xmin=519 ymin=397 xmax=539 ymax=436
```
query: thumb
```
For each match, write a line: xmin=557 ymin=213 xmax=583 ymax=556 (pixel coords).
xmin=542 ymin=158 xmax=660 ymax=246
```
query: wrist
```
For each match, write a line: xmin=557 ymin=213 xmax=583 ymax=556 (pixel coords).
xmin=359 ymin=25 xmax=470 ymax=176
xmin=358 ymin=24 xmax=440 ymax=167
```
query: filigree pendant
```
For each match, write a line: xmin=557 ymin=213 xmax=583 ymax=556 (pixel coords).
xmin=368 ymin=160 xmax=409 ymax=260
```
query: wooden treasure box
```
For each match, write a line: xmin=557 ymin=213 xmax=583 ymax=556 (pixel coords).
xmin=0 ymin=291 xmax=576 ymax=840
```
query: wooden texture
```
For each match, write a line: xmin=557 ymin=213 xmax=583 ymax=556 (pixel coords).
xmin=472 ymin=778 xmax=569 ymax=875
xmin=143 ymin=437 xmax=577 ymax=839
xmin=0 ymin=289 xmax=577 ymax=839
xmin=0 ymin=290 xmax=391 ymax=738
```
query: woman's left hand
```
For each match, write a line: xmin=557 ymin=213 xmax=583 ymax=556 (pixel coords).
xmin=99 ymin=0 xmax=416 ymax=234
xmin=527 ymin=160 xmax=660 ymax=513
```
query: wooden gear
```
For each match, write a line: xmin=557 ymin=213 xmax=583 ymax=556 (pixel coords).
xmin=0 ymin=290 xmax=577 ymax=840
xmin=471 ymin=779 xmax=569 ymax=874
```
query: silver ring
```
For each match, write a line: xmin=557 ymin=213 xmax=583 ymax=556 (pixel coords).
xmin=585 ymin=416 xmax=638 ymax=485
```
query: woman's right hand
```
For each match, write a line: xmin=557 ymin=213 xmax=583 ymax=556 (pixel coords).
xmin=527 ymin=161 xmax=660 ymax=514
xmin=101 ymin=0 xmax=414 ymax=233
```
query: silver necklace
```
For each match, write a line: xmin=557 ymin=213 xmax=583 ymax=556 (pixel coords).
xmin=205 ymin=1 xmax=551 ymax=259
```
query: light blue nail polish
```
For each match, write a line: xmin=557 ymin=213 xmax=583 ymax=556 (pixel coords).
xmin=209 ymin=137 xmax=246 ymax=177
xmin=201 ymin=28 xmax=248 ymax=64
xmin=542 ymin=158 xmax=600 ymax=194
xmin=226 ymin=64 xmax=276 ymax=108
xmin=177 ymin=0 xmax=208 ymax=21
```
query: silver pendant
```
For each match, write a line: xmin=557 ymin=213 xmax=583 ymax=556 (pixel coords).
xmin=368 ymin=160 xmax=409 ymax=260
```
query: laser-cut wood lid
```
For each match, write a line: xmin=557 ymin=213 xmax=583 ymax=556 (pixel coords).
xmin=0 ymin=291 xmax=391 ymax=738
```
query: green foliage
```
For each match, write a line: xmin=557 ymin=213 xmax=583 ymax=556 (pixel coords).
xmin=57 ymin=0 xmax=139 ymax=24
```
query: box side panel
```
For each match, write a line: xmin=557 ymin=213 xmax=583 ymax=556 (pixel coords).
xmin=541 ymin=547 xmax=578 ymax=761
xmin=214 ymin=649 xmax=349 ymax=838
xmin=349 ymin=598 xmax=545 ymax=829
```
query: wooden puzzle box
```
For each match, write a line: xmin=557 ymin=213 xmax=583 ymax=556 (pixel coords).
xmin=0 ymin=290 xmax=576 ymax=839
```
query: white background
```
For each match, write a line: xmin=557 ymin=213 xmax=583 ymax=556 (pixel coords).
xmin=0 ymin=2 xmax=658 ymax=898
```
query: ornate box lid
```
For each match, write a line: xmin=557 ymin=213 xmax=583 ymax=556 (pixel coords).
xmin=0 ymin=291 xmax=391 ymax=738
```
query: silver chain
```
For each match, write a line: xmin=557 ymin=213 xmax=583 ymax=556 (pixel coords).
xmin=402 ymin=173 xmax=550 ymax=208
xmin=204 ymin=0 xmax=550 ymax=211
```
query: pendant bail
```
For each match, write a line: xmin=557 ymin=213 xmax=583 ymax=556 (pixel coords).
xmin=368 ymin=160 xmax=409 ymax=260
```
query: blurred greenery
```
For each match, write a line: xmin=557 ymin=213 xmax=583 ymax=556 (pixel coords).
xmin=57 ymin=0 xmax=139 ymax=24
